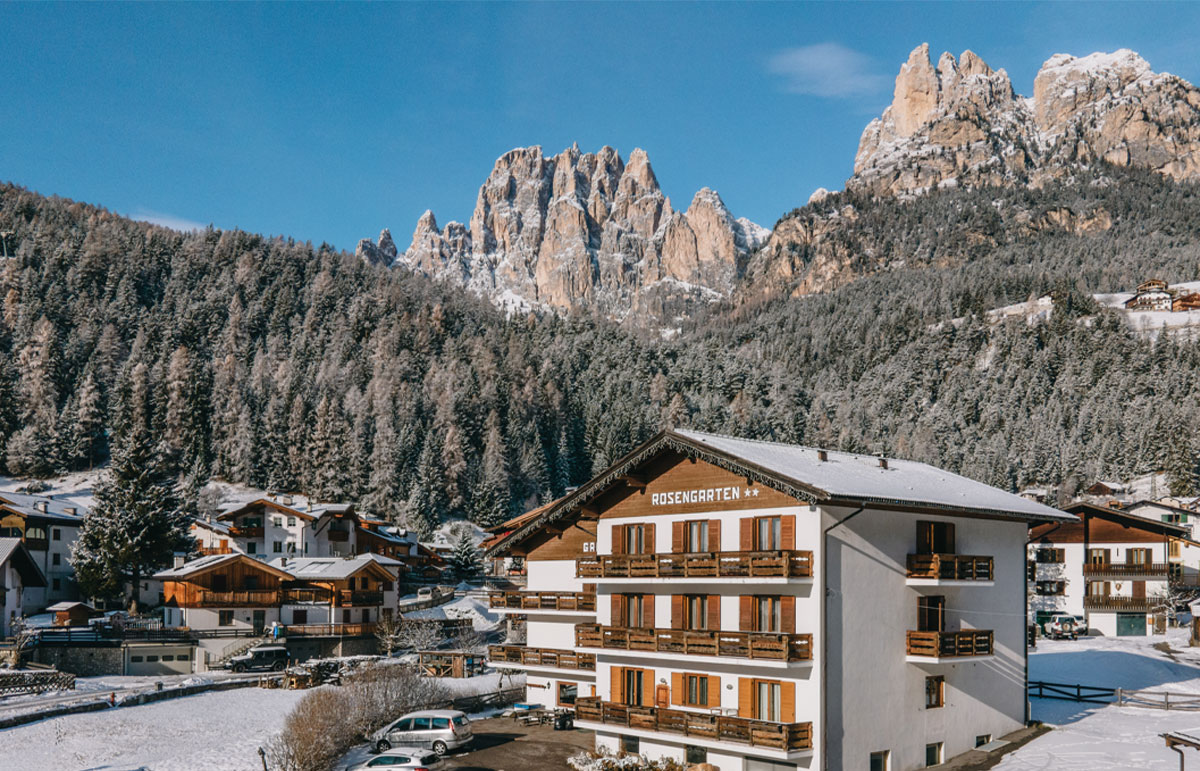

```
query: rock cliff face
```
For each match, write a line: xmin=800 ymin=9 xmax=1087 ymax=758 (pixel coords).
xmin=380 ymin=145 xmax=766 ymax=321
xmin=852 ymin=45 xmax=1200 ymax=196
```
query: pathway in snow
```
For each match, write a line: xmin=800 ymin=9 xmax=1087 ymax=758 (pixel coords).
xmin=997 ymin=630 xmax=1200 ymax=770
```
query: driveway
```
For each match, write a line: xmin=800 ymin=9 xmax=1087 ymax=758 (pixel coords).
xmin=443 ymin=715 xmax=594 ymax=771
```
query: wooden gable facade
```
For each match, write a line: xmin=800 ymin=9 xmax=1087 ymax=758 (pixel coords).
xmin=162 ymin=556 xmax=292 ymax=608
xmin=1030 ymin=502 xmax=1185 ymax=545
xmin=282 ymin=560 xmax=395 ymax=607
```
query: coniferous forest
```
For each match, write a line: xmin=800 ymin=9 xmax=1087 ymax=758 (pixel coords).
xmin=2 ymin=166 xmax=1200 ymax=535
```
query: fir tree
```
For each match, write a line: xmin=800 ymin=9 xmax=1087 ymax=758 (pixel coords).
xmin=447 ymin=533 xmax=483 ymax=582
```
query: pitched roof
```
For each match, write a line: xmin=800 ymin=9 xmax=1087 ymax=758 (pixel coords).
xmin=1059 ymin=501 xmax=1193 ymax=538
xmin=153 ymin=553 xmax=294 ymax=581
xmin=268 ymin=553 xmax=400 ymax=580
xmin=0 ymin=492 xmax=88 ymax=523
xmin=487 ymin=429 xmax=1072 ymax=557
xmin=0 ymin=538 xmax=47 ymax=587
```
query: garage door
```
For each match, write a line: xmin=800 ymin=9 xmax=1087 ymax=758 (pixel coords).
xmin=126 ymin=647 xmax=195 ymax=675
xmin=1116 ymin=613 xmax=1147 ymax=636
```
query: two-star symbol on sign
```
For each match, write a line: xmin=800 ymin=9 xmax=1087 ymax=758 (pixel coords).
xmin=743 ymin=487 xmax=760 ymax=497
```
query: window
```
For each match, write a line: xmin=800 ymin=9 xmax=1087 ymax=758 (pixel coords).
xmin=1035 ymin=548 xmax=1065 ymax=563
xmin=218 ymin=610 xmax=234 ymax=626
xmin=1170 ymin=541 xmax=1182 ymax=560
xmin=286 ymin=541 xmax=296 ymax=554
xmin=247 ymin=542 xmax=257 ymax=555
xmin=624 ymin=525 xmax=648 ymax=555
xmin=273 ymin=541 xmax=283 ymax=553
xmin=870 ymin=751 xmax=890 ymax=771
xmin=685 ymin=594 xmax=708 ymax=630
xmin=177 ymin=653 xmax=190 ymax=661
xmin=293 ymin=609 xmax=308 ymax=625
xmin=925 ymin=676 xmax=944 ymax=709
xmin=52 ymin=578 xmax=61 ymax=590
xmin=432 ymin=717 xmax=450 ymax=729
xmin=1035 ymin=581 xmax=1066 ymax=596
xmin=412 ymin=717 xmax=431 ymax=730
xmin=755 ymin=517 xmax=781 ymax=550
xmin=288 ymin=517 xmax=297 ymax=527
xmin=685 ymin=746 xmax=706 ymax=764
xmin=686 ymin=520 xmax=708 ymax=553
xmin=25 ymin=526 xmax=46 ymax=541
xmin=756 ymin=596 xmax=781 ymax=632
xmin=925 ymin=742 xmax=943 ymax=767
xmin=130 ymin=656 xmax=144 ymax=663
xmin=624 ymin=669 xmax=645 ymax=706
xmin=1127 ymin=548 xmax=1152 ymax=566
xmin=975 ymin=735 xmax=992 ymax=748
xmin=620 ymin=735 xmax=639 ymax=754
xmin=52 ymin=529 xmax=61 ymax=541
xmin=52 ymin=553 xmax=60 ymax=565
xmin=755 ymin=680 xmax=781 ymax=721
xmin=161 ymin=655 xmax=174 ymax=662
xmin=362 ymin=608 xmax=371 ymax=623
xmin=272 ymin=517 xmax=283 ymax=527
xmin=146 ymin=655 xmax=159 ymax=662
xmin=1027 ymin=561 xmax=1036 ymax=580
xmin=558 ymin=682 xmax=577 ymax=706
xmin=342 ymin=609 xmax=351 ymax=623
xmin=685 ymin=674 xmax=708 ymax=706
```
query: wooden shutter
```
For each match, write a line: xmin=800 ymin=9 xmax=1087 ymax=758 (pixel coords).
xmin=641 ymin=669 xmax=654 ymax=707
xmin=917 ymin=522 xmax=933 ymax=555
xmin=781 ymin=681 xmax=795 ymax=723
xmin=707 ymin=675 xmax=721 ymax=708
xmin=673 ymin=522 xmax=685 ymax=553
xmin=781 ymin=595 xmax=796 ymax=634
xmin=740 ymin=519 xmax=753 ymax=550
xmin=737 ymin=677 xmax=752 ymax=718
xmin=644 ymin=593 xmax=655 ymax=628
xmin=611 ymin=666 xmax=623 ymax=702
xmin=707 ymin=595 xmax=721 ymax=631
xmin=708 ymin=520 xmax=721 ymax=552
xmin=781 ymin=515 xmax=796 ymax=550
xmin=612 ymin=525 xmax=626 ymax=555
xmin=611 ymin=594 xmax=626 ymax=627
xmin=943 ymin=522 xmax=955 ymax=554
xmin=740 ymin=596 xmax=753 ymax=631
xmin=671 ymin=672 xmax=684 ymax=706
xmin=671 ymin=595 xmax=684 ymax=629
xmin=644 ymin=523 xmax=655 ymax=553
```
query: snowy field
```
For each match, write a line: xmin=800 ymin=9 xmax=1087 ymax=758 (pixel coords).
xmin=3 ymin=686 xmax=307 ymax=771
xmin=997 ymin=629 xmax=1200 ymax=770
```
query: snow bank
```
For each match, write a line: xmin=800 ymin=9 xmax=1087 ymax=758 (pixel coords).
xmin=405 ymin=595 xmax=501 ymax=632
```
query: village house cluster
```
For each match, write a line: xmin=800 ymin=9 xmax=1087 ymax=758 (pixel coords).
xmin=1123 ymin=278 xmax=1200 ymax=311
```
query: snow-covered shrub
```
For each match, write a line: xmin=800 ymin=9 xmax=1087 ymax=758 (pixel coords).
xmin=567 ymin=748 xmax=687 ymax=771
xmin=342 ymin=662 xmax=449 ymax=740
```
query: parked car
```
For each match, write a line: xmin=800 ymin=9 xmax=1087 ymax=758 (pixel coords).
xmin=227 ymin=645 xmax=289 ymax=672
xmin=372 ymin=710 xmax=473 ymax=755
xmin=1070 ymin=614 xmax=1089 ymax=636
xmin=349 ymin=748 xmax=446 ymax=770
xmin=1044 ymin=614 xmax=1080 ymax=640
xmin=416 ymin=587 xmax=434 ymax=600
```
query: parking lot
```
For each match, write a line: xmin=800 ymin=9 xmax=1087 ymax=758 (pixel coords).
xmin=441 ymin=716 xmax=595 ymax=771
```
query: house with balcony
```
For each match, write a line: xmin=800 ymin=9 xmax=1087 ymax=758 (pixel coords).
xmin=485 ymin=429 xmax=1070 ymax=771
xmin=157 ymin=553 xmax=292 ymax=635
xmin=1029 ymin=501 xmax=1200 ymax=636
xmin=268 ymin=553 xmax=401 ymax=636
xmin=0 ymin=492 xmax=86 ymax=610
xmin=212 ymin=495 xmax=361 ymax=559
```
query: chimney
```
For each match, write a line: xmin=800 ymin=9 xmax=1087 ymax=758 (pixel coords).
xmin=173 ymin=554 xmax=185 ymax=569
xmin=816 ymin=450 xmax=828 ymax=462
xmin=34 ymin=500 xmax=48 ymax=513
xmin=877 ymin=455 xmax=888 ymax=470
xmin=64 ymin=507 xmax=76 ymax=516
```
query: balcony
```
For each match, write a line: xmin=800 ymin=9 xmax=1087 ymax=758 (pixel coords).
xmin=577 ymin=551 xmax=813 ymax=582
xmin=338 ymin=590 xmax=384 ymax=606
xmin=575 ymin=697 xmax=812 ymax=754
xmin=198 ymin=545 xmax=234 ymax=556
xmin=195 ymin=589 xmax=281 ymax=607
xmin=1082 ymin=596 xmax=1155 ymax=612
xmin=1082 ymin=562 xmax=1169 ymax=580
xmin=487 ymin=644 xmax=596 ymax=672
xmin=282 ymin=587 xmax=333 ymax=604
xmin=575 ymin=624 xmax=811 ymax=664
xmin=488 ymin=591 xmax=596 ymax=613
xmin=228 ymin=526 xmax=264 ymax=539
xmin=906 ymin=554 xmax=993 ymax=584
xmin=905 ymin=630 xmax=994 ymax=662
xmin=285 ymin=622 xmax=377 ymax=637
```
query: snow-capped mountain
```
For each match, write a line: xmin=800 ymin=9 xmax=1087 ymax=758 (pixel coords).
xmin=356 ymin=145 xmax=766 ymax=322
xmin=851 ymin=45 xmax=1200 ymax=196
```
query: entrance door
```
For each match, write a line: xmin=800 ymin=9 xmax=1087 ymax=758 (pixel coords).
xmin=1117 ymin=613 xmax=1147 ymax=636
xmin=917 ymin=522 xmax=955 ymax=555
xmin=624 ymin=669 xmax=645 ymax=706
xmin=252 ymin=610 xmax=266 ymax=634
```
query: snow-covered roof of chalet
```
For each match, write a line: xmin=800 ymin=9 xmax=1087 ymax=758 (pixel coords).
xmin=1046 ymin=501 xmax=1196 ymax=542
xmin=46 ymin=601 xmax=95 ymax=612
xmin=153 ymin=553 xmax=293 ymax=580
xmin=191 ymin=517 xmax=232 ymax=535
xmin=0 ymin=492 xmax=88 ymax=523
xmin=268 ymin=553 xmax=400 ymax=580
xmin=486 ymin=429 xmax=1072 ymax=558
xmin=216 ymin=496 xmax=356 ymax=523
xmin=1122 ymin=499 xmax=1195 ymax=516
xmin=0 ymin=538 xmax=47 ymax=586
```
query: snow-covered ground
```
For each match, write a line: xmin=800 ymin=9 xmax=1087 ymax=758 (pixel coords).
xmin=2 ymin=686 xmax=306 ymax=771
xmin=998 ymin=629 xmax=1200 ymax=770
xmin=403 ymin=594 xmax=502 ymax=632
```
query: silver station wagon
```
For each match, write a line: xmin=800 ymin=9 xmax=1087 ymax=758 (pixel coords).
xmin=372 ymin=709 xmax=473 ymax=756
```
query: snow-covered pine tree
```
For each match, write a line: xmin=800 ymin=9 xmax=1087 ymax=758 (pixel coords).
xmin=71 ymin=428 xmax=194 ymax=612
xmin=473 ymin=411 xmax=511 ymax=527
xmin=447 ymin=533 xmax=483 ymax=582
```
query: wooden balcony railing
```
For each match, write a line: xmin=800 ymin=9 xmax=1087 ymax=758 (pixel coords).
xmin=228 ymin=526 xmax=264 ymax=539
xmin=575 ymin=624 xmax=812 ymax=661
xmin=282 ymin=587 xmax=333 ymax=604
xmin=195 ymin=590 xmax=281 ymax=607
xmin=906 ymin=553 xmax=993 ymax=581
xmin=487 ymin=645 xmax=596 ymax=671
xmin=285 ymin=622 xmax=377 ymax=637
xmin=577 ymin=551 xmax=813 ymax=579
xmin=1082 ymin=562 xmax=1169 ymax=579
xmin=574 ymin=697 xmax=812 ymax=752
xmin=338 ymin=589 xmax=384 ymax=606
xmin=198 ymin=545 xmax=234 ymax=556
xmin=906 ymin=630 xmax=994 ymax=658
xmin=1082 ymin=596 xmax=1155 ymax=612
xmin=488 ymin=591 xmax=596 ymax=612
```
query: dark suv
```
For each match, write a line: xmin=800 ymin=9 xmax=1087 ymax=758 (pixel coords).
xmin=228 ymin=645 xmax=289 ymax=672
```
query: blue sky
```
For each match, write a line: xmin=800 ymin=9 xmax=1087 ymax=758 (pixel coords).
xmin=3 ymin=2 xmax=1199 ymax=251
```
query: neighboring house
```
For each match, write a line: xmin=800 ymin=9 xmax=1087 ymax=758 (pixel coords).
xmin=1018 ymin=488 xmax=1052 ymax=504
xmin=1083 ymin=481 xmax=1130 ymax=503
xmin=46 ymin=600 xmax=100 ymax=627
xmin=214 ymin=496 xmax=360 ymax=559
xmin=1124 ymin=290 xmax=1173 ymax=311
xmin=0 ymin=538 xmax=47 ymax=636
xmin=1029 ymin=502 xmax=1200 ymax=636
xmin=269 ymin=553 xmax=401 ymax=631
xmin=158 ymin=553 xmax=292 ymax=635
xmin=485 ymin=429 xmax=1071 ymax=771
xmin=1122 ymin=500 xmax=1195 ymax=535
xmin=0 ymin=493 xmax=85 ymax=610
xmin=1137 ymin=279 xmax=1170 ymax=294
xmin=1173 ymin=292 xmax=1200 ymax=312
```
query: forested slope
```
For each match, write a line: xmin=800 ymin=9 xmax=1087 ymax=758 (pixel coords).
xmin=1 ymin=167 xmax=1198 ymax=534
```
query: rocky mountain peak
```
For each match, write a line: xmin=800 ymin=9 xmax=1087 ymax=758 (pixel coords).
xmin=375 ymin=145 xmax=764 ymax=322
xmin=852 ymin=45 xmax=1200 ymax=196
xmin=355 ymin=227 xmax=399 ymax=267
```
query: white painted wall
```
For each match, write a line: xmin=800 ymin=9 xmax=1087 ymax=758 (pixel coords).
xmin=182 ymin=606 xmax=279 ymax=631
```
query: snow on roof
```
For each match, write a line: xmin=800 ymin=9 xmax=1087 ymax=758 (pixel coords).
xmin=674 ymin=429 xmax=1071 ymax=521
xmin=45 ymin=601 xmax=94 ymax=612
xmin=269 ymin=553 xmax=400 ymax=580
xmin=0 ymin=538 xmax=46 ymax=586
xmin=154 ymin=553 xmax=243 ymax=578
xmin=0 ymin=492 xmax=88 ymax=522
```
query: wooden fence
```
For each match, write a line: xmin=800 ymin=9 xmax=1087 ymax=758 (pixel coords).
xmin=0 ymin=670 xmax=75 ymax=697
xmin=1028 ymin=680 xmax=1200 ymax=711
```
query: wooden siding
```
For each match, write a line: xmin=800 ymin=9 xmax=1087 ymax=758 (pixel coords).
xmin=598 ymin=455 xmax=801 ymax=519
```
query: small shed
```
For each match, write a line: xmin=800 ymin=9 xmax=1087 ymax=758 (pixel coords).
xmin=46 ymin=601 xmax=99 ymax=627
xmin=418 ymin=649 xmax=485 ymax=678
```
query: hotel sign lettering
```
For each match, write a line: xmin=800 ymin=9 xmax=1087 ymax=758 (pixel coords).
xmin=650 ymin=485 xmax=760 ymax=506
